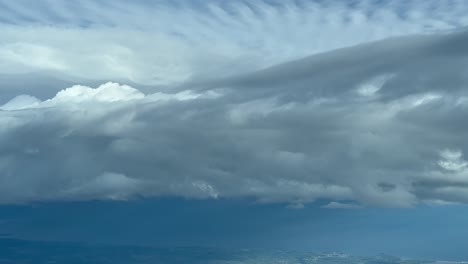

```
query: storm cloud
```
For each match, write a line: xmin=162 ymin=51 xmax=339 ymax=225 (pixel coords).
xmin=1 ymin=28 xmax=468 ymax=207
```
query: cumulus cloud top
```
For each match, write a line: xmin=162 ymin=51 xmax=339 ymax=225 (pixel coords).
xmin=1 ymin=29 xmax=468 ymax=207
xmin=51 ymin=83 xmax=145 ymax=103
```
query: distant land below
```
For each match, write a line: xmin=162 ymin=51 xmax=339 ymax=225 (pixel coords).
xmin=0 ymin=238 xmax=463 ymax=264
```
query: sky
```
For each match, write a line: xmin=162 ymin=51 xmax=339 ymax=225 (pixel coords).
xmin=1 ymin=0 xmax=468 ymax=261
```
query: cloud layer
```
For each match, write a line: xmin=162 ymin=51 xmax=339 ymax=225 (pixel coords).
xmin=1 ymin=28 xmax=468 ymax=207
xmin=1 ymin=0 xmax=468 ymax=86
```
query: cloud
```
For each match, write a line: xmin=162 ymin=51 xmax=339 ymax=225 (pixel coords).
xmin=1 ymin=1 xmax=468 ymax=207
xmin=0 ymin=95 xmax=40 ymax=111
xmin=62 ymin=172 xmax=142 ymax=201
xmin=0 ymin=0 xmax=468 ymax=86
xmin=322 ymin=202 xmax=362 ymax=209
xmin=0 ymin=29 xmax=468 ymax=207
xmin=49 ymin=83 xmax=145 ymax=104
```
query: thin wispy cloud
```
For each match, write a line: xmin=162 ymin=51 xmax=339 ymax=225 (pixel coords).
xmin=0 ymin=0 xmax=467 ymax=85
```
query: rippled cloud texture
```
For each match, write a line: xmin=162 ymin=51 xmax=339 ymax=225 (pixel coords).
xmin=1 ymin=0 xmax=468 ymax=207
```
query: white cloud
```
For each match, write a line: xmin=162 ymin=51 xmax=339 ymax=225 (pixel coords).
xmin=356 ymin=74 xmax=394 ymax=97
xmin=322 ymin=202 xmax=362 ymax=209
xmin=0 ymin=95 xmax=41 ymax=111
xmin=0 ymin=43 xmax=66 ymax=73
xmin=438 ymin=149 xmax=468 ymax=171
xmin=0 ymin=82 xmax=209 ymax=109
xmin=49 ymin=83 xmax=145 ymax=104
xmin=0 ymin=0 xmax=468 ymax=86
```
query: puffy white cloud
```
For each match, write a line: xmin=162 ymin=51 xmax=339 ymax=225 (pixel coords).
xmin=48 ymin=83 xmax=145 ymax=104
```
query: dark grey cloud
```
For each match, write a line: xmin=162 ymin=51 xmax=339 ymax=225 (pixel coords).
xmin=1 ymin=30 xmax=468 ymax=207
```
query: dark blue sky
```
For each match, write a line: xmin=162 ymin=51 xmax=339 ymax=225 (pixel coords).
xmin=1 ymin=199 xmax=468 ymax=261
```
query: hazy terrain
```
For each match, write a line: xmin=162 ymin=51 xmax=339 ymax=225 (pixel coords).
xmin=0 ymin=238 xmax=460 ymax=264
